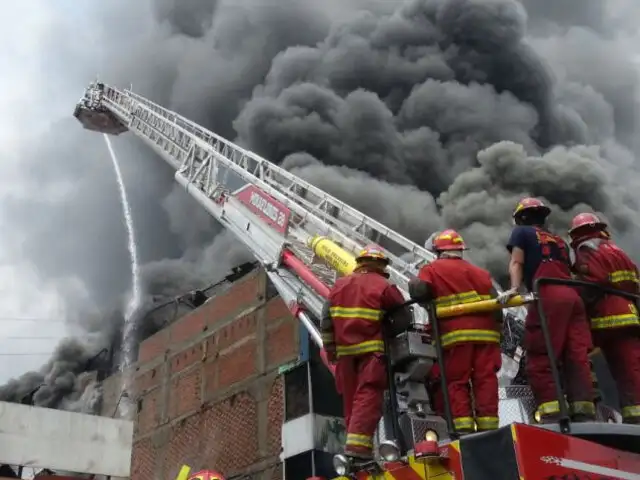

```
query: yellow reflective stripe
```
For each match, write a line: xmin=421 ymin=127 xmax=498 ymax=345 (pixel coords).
xmin=610 ymin=270 xmax=639 ymax=283
xmin=476 ymin=416 xmax=499 ymax=430
xmin=571 ymin=401 xmax=595 ymax=415
xmin=538 ymin=400 xmax=561 ymax=415
xmin=330 ymin=306 xmax=383 ymax=321
xmin=453 ymin=416 xmax=475 ymax=430
xmin=622 ymin=405 xmax=640 ymax=419
xmin=336 ymin=340 xmax=384 ymax=357
xmin=591 ymin=314 xmax=640 ymax=330
xmin=441 ymin=329 xmax=500 ymax=348
xmin=407 ymin=451 xmax=441 ymax=479
xmin=346 ymin=433 xmax=373 ymax=449
xmin=435 ymin=290 xmax=491 ymax=307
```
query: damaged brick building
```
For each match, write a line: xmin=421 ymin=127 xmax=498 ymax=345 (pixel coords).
xmin=100 ymin=263 xmax=342 ymax=480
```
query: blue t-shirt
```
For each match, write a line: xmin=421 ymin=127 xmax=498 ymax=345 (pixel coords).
xmin=506 ymin=225 xmax=569 ymax=291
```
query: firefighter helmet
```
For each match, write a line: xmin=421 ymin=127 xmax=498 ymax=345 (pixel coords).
xmin=356 ymin=244 xmax=390 ymax=264
xmin=432 ymin=229 xmax=467 ymax=251
xmin=512 ymin=197 xmax=551 ymax=221
xmin=568 ymin=212 xmax=608 ymax=237
xmin=188 ymin=470 xmax=226 ymax=480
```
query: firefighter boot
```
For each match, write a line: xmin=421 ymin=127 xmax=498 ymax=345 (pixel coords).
xmin=344 ymin=451 xmax=376 ymax=471
xmin=344 ymin=450 xmax=373 ymax=461
xmin=624 ymin=417 xmax=640 ymax=425
xmin=344 ymin=444 xmax=374 ymax=461
xmin=538 ymin=414 xmax=561 ymax=425
xmin=571 ymin=412 xmax=596 ymax=423
xmin=570 ymin=401 xmax=597 ymax=423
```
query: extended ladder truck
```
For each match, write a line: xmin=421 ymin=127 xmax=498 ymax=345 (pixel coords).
xmin=74 ymin=82 xmax=640 ymax=479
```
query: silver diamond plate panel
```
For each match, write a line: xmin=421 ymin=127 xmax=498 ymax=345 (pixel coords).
xmin=499 ymin=385 xmax=537 ymax=426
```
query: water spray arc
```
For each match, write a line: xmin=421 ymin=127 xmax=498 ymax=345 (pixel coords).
xmin=104 ymin=134 xmax=142 ymax=418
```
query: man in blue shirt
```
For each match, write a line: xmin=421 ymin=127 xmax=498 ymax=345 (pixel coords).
xmin=499 ymin=197 xmax=595 ymax=423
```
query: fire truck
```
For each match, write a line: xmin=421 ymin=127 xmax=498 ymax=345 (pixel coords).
xmin=74 ymin=82 xmax=640 ymax=479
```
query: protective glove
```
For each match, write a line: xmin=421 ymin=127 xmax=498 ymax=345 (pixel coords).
xmin=496 ymin=287 xmax=518 ymax=305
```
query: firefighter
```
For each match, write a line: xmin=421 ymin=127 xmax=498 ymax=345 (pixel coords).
xmin=568 ymin=212 xmax=640 ymax=424
xmin=320 ymin=244 xmax=412 ymax=459
xmin=499 ymin=198 xmax=595 ymax=422
xmin=409 ymin=229 xmax=503 ymax=434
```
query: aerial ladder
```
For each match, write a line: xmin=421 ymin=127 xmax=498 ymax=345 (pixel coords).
xmin=74 ymin=82 xmax=640 ymax=479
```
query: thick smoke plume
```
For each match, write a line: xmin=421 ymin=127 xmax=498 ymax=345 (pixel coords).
xmin=235 ymin=0 xmax=640 ymax=270
xmin=1 ymin=0 xmax=639 ymax=412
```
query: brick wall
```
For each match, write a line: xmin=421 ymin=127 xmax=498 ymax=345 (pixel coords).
xmin=129 ymin=268 xmax=299 ymax=480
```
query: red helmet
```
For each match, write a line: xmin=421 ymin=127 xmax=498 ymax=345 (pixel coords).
xmin=356 ymin=244 xmax=390 ymax=264
xmin=568 ymin=212 xmax=608 ymax=237
xmin=432 ymin=229 xmax=467 ymax=251
xmin=512 ymin=197 xmax=551 ymax=219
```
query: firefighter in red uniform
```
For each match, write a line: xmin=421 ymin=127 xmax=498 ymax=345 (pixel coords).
xmin=320 ymin=245 xmax=411 ymax=459
xmin=568 ymin=212 xmax=640 ymax=424
xmin=499 ymin=198 xmax=595 ymax=422
xmin=409 ymin=229 xmax=503 ymax=434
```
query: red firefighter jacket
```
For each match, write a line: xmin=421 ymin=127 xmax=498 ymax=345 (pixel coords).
xmin=320 ymin=269 xmax=407 ymax=357
xmin=573 ymin=237 xmax=640 ymax=331
xmin=418 ymin=257 xmax=500 ymax=349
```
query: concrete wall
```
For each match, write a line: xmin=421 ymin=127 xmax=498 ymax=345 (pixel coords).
xmin=129 ymin=269 xmax=300 ymax=480
xmin=0 ymin=401 xmax=133 ymax=477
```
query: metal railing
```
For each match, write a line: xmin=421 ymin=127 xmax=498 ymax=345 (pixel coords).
xmin=532 ymin=277 xmax=640 ymax=434
xmin=427 ymin=277 xmax=639 ymax=437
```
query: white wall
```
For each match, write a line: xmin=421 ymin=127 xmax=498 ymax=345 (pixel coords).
xmin=0 ymin=402 xmax=133 ymax=477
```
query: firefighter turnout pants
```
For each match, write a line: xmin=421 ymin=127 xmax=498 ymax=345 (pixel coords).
xmin=594 ymin=329 xmax=640 ymax=424
xmin=440 ymin=343 xmax=502 ymax=432
xmin=335 ymin=353 xmax=388 ymax=456
xmin=525 ymin=286 xmax=595 ymax=419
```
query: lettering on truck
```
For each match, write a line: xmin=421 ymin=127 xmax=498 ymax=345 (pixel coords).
xmin=234 ymin=185 xmax=291 ymax=235
xmin=249 ymin=191 xmax=286 ymax=228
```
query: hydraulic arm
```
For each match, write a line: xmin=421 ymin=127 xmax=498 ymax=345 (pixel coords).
xmin=74 ymin=81 xmax=529 ymax=343
xmin=73 ymin=80 xmax=532 ymax=430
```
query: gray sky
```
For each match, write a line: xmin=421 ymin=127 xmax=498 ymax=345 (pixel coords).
xmin=0 ymin=0 xmax=639 ymax=389
xmin=0 ymin=0 xmax=176 ymax=382
xmin=0 ymin=2 xmax=86 ymax=381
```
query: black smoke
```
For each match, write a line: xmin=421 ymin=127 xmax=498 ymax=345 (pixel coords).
xmin=235 ymin=0 xmax=640 ymax=268
xmin=1 ymin=0 xmax=639 ymax=412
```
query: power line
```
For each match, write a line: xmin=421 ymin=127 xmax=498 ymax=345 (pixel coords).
xmin=0 ymin=317 xmax=66 ymax=322
xmin=0 ymin=336 xmax=65 ymax=340
xmin=0 ymin=353 xmax=55 ymax=356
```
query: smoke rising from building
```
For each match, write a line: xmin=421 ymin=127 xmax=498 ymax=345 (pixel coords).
xmin=0 ymin=0 xmax=638 ymax=412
